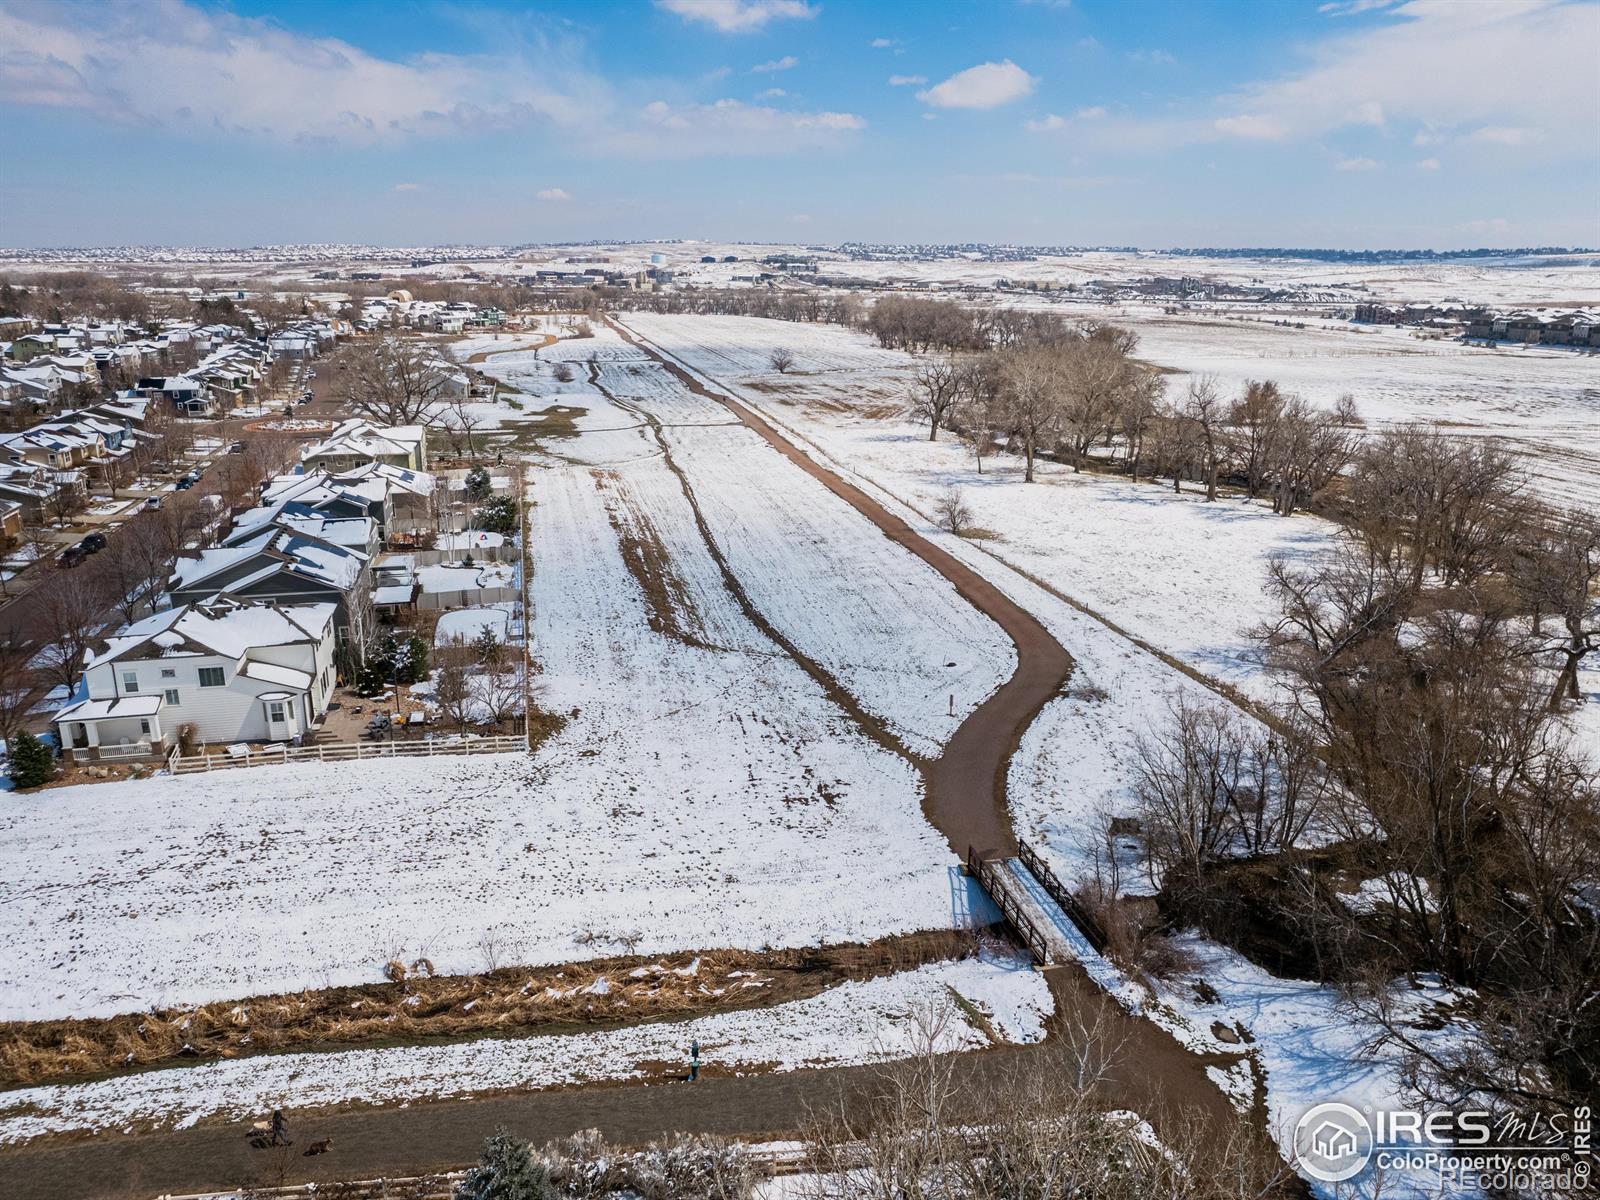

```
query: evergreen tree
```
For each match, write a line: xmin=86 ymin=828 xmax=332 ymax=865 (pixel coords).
xmin=9 ymin=732 xmax=55 ymax=789
xmin=473 ymin=496 xmax=519 ymax=536
xmin=403 ymin=633 xmax=431 ymax=684
xmin=464 ymin=466 xmax=492 ymax=503
xmin=456 ymin=1130 xmax=556 ymax=1200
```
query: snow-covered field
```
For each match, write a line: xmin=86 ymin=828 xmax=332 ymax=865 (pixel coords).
xmin=620 ymin=312 xmax=1334 ymax=705
xmin=485 ymin=324 xmax=1017 ymax=758
xmin=620 ymin=312 xmax=1600 ymax=739
xmin=0 ymin=953 xmax=1050 ymax=1146
xmin=4 ymin=320 xmax=1028 ymax=1023
xmin=1104 ymin=309 xmax=1600 ymax=508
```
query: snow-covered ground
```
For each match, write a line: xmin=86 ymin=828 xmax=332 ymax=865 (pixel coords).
xmin=620 ymin=312 xmax=1330 ymax=706
xmin=1104 ymin=309 xmax=1600 ymax=509
xmin=0 ymin=953 xmax=1049 ymax=1146
xmin=5 ymin=320 xmax=1029 ymax=1023
xmin=620 ymin=312 xmax=1600 ymax=748
xmin=1154 ymin=936 xmax=1473 ymax=1200
xmin=484 ymin=323 xmax=1018 ymax=758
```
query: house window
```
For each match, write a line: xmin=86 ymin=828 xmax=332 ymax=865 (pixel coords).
xmin=160 ymin=669 xmax=176 ymax=679
xmin=198 ymin=667 xmax=226 ymax=687
xmin=121 ymin=670 xmax=139 ymax=692
xmin=266 ymin=701 xmax=286 ymax=722
xmin=163 ymin=689 xmax=180 ymax=705
xmin=139 ymin=719 xmax=151 ymax=735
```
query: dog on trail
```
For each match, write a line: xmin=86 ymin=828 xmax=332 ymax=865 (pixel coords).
xmin=303 ymin=1138 xmax=333 ymax=1156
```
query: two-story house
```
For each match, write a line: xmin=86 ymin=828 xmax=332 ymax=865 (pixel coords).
xmin=167 ymin=526 xmax=373 ymax=666
xmin=301 ymin=419 xmax=429 ymax=472
xmin=55 ymin=595 xmax=338 ymax=761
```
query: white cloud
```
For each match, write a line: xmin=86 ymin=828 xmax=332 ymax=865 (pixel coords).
xmin=758 ymin=87 xmax=786 ymax=98
xmin=0 ymin=0 xmax=596 ymax=146
xmin=1465 ymin=124 xmax=1544 ymax=146
xmin=1416 ymin=157 xmax=1440 ymax=169
xmin=607 ymin=97 xmax=864 ymax=156
xmin=1334 ymin=156 xmax=1379 ymax=170
xmin=536 ymin=187 xmax=571 ymax=201
xmin=888 ymin=74 xmax=927 ymax=87
xmin=1205 ymin=1 xmax=1592 ymax=152
xmin=392 ymin=182 xmax=423 ymax=192
xmin=1128 ymin=49 xmax=1176 ymax=65
xmin=1076 ymin=105 xmax=1108 ymax=119
xmin=655 ymin=0 xmax=818 ymax=33
xmin=751 ymin=55 xmax=798 ymax=72
xmin=1317 ymin=0 xmax=1402 ymax=15
xmin=1213 ymin=113 xmax=1290 ymax=140
xmin=916 ymin=60 xmax=1035 ymax=110
xmin=1024 ymin=114 xmax=1066 ymax=132
xmin=0 ymin=0 xmax=863 ymax=162
xmin=870 ymin=37 xmax=896 ymax=48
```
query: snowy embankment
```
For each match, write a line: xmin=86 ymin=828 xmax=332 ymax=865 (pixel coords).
xmin=0 ymin=954 xmax=1049 ymax=1147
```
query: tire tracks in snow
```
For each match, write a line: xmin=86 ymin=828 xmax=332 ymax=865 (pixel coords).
xmin=584 ymin=359 xmax=923 ymax=768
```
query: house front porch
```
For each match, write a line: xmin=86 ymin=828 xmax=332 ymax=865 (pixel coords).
xmin=55 ymin=696 xmax=169 ymax=763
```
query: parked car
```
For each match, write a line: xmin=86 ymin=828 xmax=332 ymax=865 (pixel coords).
xmin=182 ymin=470 xmax=202 ymax=484
xmin=79 ymin=532 xmax=107 ymax=554
xmin=228 ymin=441 xmax=246 ymax=454
xmin=144 ymin=496 xmax=163 ymax=510
xmin=301 ymin=391 xmax=314 ymax=403
xmin=56 ymin=546 xmax=87 ymax=568
xmin=174 ymin=477 xmax=195 ymax=491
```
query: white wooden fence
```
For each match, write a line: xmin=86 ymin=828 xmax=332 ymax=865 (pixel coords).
xmin=166 ymin=734 xmax=526 ymax=775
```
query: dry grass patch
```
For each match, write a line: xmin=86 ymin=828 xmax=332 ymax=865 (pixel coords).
xmin=1 ymin=930 xmax=982 ymax=1088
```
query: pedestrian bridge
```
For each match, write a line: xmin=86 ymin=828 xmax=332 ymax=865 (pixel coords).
xmin=965 ymin=839 xmax=1110 ymax=968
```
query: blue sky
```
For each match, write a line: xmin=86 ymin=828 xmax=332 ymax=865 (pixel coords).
xmin=1 ymin=0 xmax=1595 ymax=248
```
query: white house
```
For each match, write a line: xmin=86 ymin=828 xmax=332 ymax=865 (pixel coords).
xmin=55 ymin=595 xmax=338 ymax=761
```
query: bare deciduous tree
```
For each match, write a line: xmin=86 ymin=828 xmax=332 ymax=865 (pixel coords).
xmin=995 ymin=344 xmax=1062 ymax=483
xmin=768 ymin=346 xmax=796 ymax=374
xmin=30 ymin=567 xmax=108 ymax=694
xmin=907 ymin=357 xmax=962 ymax=442
xmin=334 ymin=337 xmax=456 ymax=425
xmin=934 ymin=487 xmax=973 ymax=535
xmin=1181 ymin=376 xmax=1227 ymax=501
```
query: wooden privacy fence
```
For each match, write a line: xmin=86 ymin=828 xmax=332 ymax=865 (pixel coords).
xmin=166 ymin=734 xmax=526 ymax=775
xmin=966 ymin=844 xmax=1051 ymax=966
xmin=1016 ymin=836 xmax=1110 ymax=955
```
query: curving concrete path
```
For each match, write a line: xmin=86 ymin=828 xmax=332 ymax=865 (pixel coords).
xmin=608 ymin=317 xmax=1074 ymax=860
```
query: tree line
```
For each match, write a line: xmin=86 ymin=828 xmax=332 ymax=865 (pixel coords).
xmin=1111 ymin=427 xmax=1598 ymax=1129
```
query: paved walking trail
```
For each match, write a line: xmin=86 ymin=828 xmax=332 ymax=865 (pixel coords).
xmin=0 ymin=323 xmax=1255 ymax=1199
xmin=609 ymin=317 xmax=1073 ymax=858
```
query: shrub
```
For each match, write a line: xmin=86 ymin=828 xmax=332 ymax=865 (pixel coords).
xmin=456 ymin=1130 xmax=557 ymax=1200
xmin=464 ymin=466 xmax=492 ymax=503
xmin=9 ymin=732 xmax=55 ymax=789
xmin=934 ymin=486 xmax=973 ymax=535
